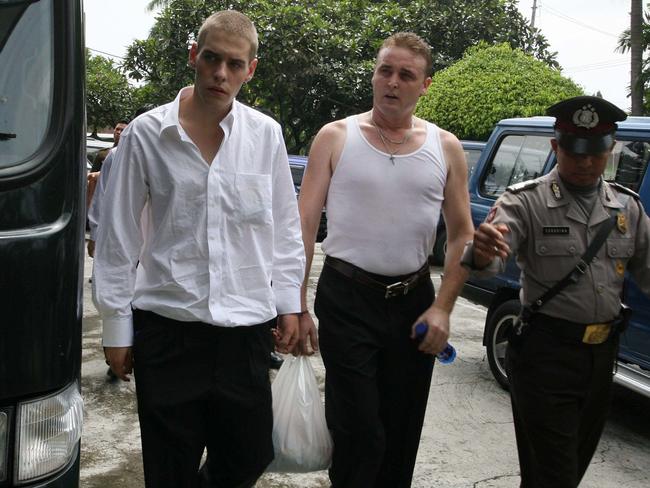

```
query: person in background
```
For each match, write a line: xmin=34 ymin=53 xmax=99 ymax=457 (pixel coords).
xmin=93 ymin=10 xmax=304 ymax=487
xmin=298 ymin=32 xmax=473 ymax=487
xmin=464 ymin=96 xmax=650 ymax=487
xmin=90 ymin=120 xmax=128 ymax=173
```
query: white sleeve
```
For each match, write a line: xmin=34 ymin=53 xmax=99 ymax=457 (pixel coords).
xmin=92 ymin=129 xmax=148 ymax=347
xmin=87 ymin=150 xmax=114 ymax=241
xmin=270 ymin=126 xmax=305 ymax=314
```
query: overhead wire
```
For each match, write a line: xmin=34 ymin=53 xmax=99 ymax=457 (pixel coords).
xmin=534 ymin=1 xmax=628 ymax=75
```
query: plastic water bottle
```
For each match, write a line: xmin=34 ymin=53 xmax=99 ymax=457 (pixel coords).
xmin=414 ymin=323 xmax=456 ymax=364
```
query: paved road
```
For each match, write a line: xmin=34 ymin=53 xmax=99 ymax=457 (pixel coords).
xmin=80 ymin=246 xmax=650 ymax=487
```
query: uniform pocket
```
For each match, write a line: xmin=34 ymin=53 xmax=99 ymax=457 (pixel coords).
xmin=606 ymin=238 xmax=635 ymax=259
xmin=533 ymin=237 xmax=581 ymax=281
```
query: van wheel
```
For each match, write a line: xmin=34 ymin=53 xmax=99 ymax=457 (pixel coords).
xmin=431 ymin=229 xmax=447 ymax=265
xmin=486 ymin=299 xmax=520 ymax=390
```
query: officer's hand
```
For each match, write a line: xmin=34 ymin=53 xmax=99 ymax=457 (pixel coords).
xmin=104 ymin=346 xmax=133 ymax=382
xmin=411 ymin=306 xmax=450 ymax=356
xmin=296 ymin=311 xmax=319 ymax=356
xmin=473 ymin=222 xmax=510 ymax=268
xmin=274 ymin=314 xmax=300 ymax=355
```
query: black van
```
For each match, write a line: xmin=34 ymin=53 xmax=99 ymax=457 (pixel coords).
xmin=0 ymin=0 xmax=85 ymax=486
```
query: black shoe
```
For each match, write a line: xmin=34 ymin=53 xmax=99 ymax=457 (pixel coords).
xmin=106 ymin=367 xmax=118 ymax=381
xmin=269 ymin=352 xmax=284 ymax=370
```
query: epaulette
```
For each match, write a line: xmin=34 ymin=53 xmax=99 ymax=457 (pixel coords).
xmin=506 ymin=180 xmax=540 ymax=194
xmin=608 ymin=181 xmax=640 ymax=200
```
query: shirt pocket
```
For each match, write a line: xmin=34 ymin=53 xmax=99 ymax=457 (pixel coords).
xmin=233 ymin=173 xmax=272 ymax=226
xmin=606 ymin=238 xmax=635 ymax=260
xmin=533 ymin=237 xmax=581 ymax=282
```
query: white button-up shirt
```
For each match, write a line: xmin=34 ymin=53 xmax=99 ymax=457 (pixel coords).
xmin=93 ymin=88 xmax=305 ymax=347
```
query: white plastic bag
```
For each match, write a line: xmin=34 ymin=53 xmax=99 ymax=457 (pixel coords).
xmin=266 ymin=356 xmax=333 ymax=473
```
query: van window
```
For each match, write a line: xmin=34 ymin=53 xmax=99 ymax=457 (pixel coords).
xmin=480 ymin=134 xmax=552 ymax=197
xmin=606 ymin=140 xmax=650 ymax=192
xmin=0 ymin=0 xmax=53 ymax=168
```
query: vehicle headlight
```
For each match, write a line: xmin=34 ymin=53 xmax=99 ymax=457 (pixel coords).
xmin=15 ymin=382 xmax=83 ymax=483
xmin=0 ymin=410 xmax=8 ymax=482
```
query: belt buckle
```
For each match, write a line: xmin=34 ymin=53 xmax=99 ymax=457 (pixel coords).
xmin=385 ymin=281 xmax=408 ymax=299
xmin=582 ymin=323 xmax=611 ymax=344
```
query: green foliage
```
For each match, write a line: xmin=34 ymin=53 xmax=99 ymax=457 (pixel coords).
xmin=122 ymin=0 xmax=558 ymax=153
xmin=86 ymin=51 xmax=134 ymax=134
xmin=415 ymin=43 xmax=583 ymax=141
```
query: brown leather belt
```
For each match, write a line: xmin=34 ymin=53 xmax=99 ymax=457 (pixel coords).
xmin=324 ymin=256 xmax=430 ymax=299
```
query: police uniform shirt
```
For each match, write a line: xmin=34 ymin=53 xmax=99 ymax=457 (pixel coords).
xmin=470 ymin=166 xmax=650 ymax=324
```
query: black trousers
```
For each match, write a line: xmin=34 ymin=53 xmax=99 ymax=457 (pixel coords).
xmin=315 ymin=262 xmax=435 ymax=488
xmin=505 ymin=318 xmax=618 ymax=488
xmin=132 ymin=309 xmax=275 ymax=488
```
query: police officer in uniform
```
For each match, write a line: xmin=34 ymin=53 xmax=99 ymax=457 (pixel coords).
xmin=463 ymin=96 xmax=650 ymax=487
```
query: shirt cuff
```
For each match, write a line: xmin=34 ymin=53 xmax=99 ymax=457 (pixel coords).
xmin=274 ymin=286 xmax=302 ymax=315
xmin=102 ymin=315 xmax=134 ymax=347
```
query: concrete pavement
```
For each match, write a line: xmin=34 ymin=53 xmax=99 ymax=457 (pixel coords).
xmin=80 ymin=246 xmax=650 ymax=487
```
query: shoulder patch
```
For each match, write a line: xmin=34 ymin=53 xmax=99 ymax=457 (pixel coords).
xmin=506 ymin=180 xmax=540 ymax=194
xmin=608 ymin=181 xmax=640 ymax=200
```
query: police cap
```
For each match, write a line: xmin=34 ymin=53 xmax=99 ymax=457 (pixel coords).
xmin=546 ymin=96 xmax=627 ymax=155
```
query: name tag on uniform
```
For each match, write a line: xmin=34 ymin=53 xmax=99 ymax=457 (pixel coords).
xmin=542 ymin=226 xmax=570 ymax=235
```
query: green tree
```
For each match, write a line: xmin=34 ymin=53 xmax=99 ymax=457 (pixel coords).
xmin=86 ymin=51 xmax=134 ymax=135
xmin=415 ymin=43 xmax=583 ymax=141
xmin=123 ymin=0 xmax=557 ymax=153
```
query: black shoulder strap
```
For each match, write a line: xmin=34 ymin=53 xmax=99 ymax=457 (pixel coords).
xmin=526 ymin=213 xmax=618 ymax=315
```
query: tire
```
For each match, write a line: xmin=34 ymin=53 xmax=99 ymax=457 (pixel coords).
xmin=431 ymin=229 xmax=447 ymax=265
xmin=485 ymin=299 xmax=520 ymax=390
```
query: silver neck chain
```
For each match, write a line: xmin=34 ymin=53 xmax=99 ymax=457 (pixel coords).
xmin=370 ymin=113 xmax=414 ymax=164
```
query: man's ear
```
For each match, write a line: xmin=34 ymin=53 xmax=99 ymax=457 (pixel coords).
xmin=420 ymin=76 xmax=432 ymax=96
xmin=245 ymin=58 xmax=258 ymax=82
xmin=188 ymin=42 xmax=198 ymax=69
xmin=550 ymin=138 xmax=558 ymax=152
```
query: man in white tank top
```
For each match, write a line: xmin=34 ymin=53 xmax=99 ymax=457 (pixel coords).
xmin=298 ymin=33 xmax=474 ymax=487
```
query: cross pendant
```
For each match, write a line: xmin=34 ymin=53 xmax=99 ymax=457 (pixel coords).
xmin=389 ymin=155 xmax=395 ymax=165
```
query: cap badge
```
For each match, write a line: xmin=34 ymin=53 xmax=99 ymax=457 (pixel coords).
xmin=551 ymin=181 xmax=562 ymax=199
xmin=572 ymin=104 xmax=599 ymax=129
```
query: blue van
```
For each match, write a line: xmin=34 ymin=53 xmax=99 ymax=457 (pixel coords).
xmin=289 ymin=155 xmax=327 ymax=242
xmin=462 ymin=116 xmax=650 ymax=396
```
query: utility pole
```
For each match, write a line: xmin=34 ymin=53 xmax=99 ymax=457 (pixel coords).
xmin=531 ymin=0 xmax=538 ymax=29
xmin=631 ymin=0 xmax=643 ymax=114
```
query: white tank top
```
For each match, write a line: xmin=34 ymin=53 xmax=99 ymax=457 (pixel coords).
xmin=321 ymin=115 xmax=447 ymax=275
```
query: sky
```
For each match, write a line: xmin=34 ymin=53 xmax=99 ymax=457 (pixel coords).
xmin=84 ymin=0 xmax=633 ymax=112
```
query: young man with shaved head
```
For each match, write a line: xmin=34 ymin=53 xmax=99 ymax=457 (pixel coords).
xmin=93 ymin=10 xmax=304 ymax=488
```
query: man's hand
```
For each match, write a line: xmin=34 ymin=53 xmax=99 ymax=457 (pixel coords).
xmin=411 ymin=306 xmax=450 ymax=355
xmin=274 ymin=314 xmax=300 ymax=354
xmin=473 ymin=222 xmax=511 ymax=268
xmin=296 ymin=311 xmax=319 ymax=356
xmin=87 ymin=239 xmax=95 ymax=258
xmin=104 ymin=346 xmax=133 ymax=382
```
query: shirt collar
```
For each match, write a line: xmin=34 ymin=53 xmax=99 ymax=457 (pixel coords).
xmin=159 ymin=86 xmax=239 ymax=140
xmin=544 ymin=166 xmax=624 ymax=210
